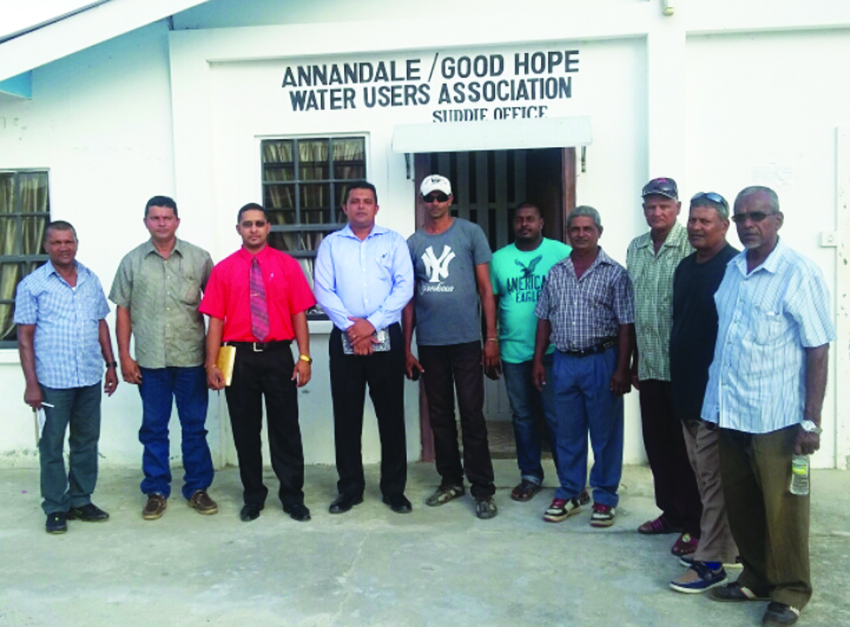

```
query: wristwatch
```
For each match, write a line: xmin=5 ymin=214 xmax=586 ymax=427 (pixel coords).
xmin=105 ymin=361 xmax=118 ymax=369
xmin=800 ymin=420 xmax=822 ymax=435
xmin=298 ymin=354 xmax=313 ymax=364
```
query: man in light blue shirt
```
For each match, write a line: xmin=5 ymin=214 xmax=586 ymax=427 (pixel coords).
xmin=314 ymin=181 xmax=414 ymax=515
xmin=15 ymin=221 xmax=119 ymax=534
xmin=703 ymin=187 xmax=835 ymax=627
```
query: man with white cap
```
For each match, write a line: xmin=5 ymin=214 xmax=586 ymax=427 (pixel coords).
xmin=403 ymin=174 xmax=500 ymax=519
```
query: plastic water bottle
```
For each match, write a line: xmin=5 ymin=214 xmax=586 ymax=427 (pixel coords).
xmin=790 ymin=454 xmax=810 ymax=496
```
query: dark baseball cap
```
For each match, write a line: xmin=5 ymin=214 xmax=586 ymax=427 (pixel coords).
xmin=642 ymin=177 xmax=678 ymax=200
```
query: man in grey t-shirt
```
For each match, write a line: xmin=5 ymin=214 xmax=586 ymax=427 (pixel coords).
xmin=403 ymin=174 xmax=500 ymax=519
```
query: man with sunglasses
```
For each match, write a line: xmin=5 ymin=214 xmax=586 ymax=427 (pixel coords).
xmin=668 ymin=192 xmax=739 ymax=593
xmin=201 ymin=203 xmax=315 ymax=523
xmin=703 ymin=187 xmax=834 ymax=627
xmin=403 ymin=174 xmax=500 ymax=519
xmin=314 ymin=181 xmax=414 ymax=515
xmin=627 ymin=177 xmax=702 ymax=557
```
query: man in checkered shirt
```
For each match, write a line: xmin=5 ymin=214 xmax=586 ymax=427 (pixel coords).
xmin=15 ymin=221 xmax=119 ymax=534
xmin=532 ymin=206 xmax=634 ymax=528
xmin=627 ymin=177 xmax=702 ymax=558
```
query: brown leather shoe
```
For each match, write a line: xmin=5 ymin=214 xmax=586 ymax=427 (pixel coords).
xmin=188 ymin=490 xmax=218 ymax=515
xmin=142 ymin=494 xmax=167 ymax=520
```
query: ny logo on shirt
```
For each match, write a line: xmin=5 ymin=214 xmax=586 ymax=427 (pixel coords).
xmin=422 ymin=245 xmax=455 ymax=283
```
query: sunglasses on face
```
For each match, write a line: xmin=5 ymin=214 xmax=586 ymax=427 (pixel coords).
xmin=240 ymin=220 xmax=267 ymax=228
xmin=731 ymin=211 xmax=775 ymax=224
xmin=423 ymin=193 xmax=449 ymax=203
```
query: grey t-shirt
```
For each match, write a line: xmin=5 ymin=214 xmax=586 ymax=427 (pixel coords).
xmin=407 ymin=218 xmax=492 ymax=346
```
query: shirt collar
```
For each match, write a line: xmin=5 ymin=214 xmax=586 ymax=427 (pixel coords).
xmin=340 ymin=223 xmax=388 ymax=240
xmin=637 ymin=220 xmax=687 ymax=250
xmin=732 ymin=237 xmax=786 ymax=276
xmin=237 ymin=244 xmax=274 ymax=263
xmin=46 ymin=259 xmax=85 ymax=282
xmin=144 ymin=238 xmax=184 ymax=258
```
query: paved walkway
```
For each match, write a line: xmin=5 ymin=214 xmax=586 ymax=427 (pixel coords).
xmin=1 ymin=461 xmax=848 ymax=626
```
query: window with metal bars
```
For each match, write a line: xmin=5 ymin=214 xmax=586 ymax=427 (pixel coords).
xmin=261 ymin=136 xmax=366 ymax=318
xmin=0 ymin=170 xmax=50 ymax=346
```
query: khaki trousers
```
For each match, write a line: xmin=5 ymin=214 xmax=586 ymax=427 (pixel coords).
xmin=682 ymin=420 xmax=737 ymax=564
xmin=718 ymin=426 xmax=812 ymax=609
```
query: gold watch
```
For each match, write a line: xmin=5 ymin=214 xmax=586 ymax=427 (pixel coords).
xmin=299 ymin=354 xmax=313 ymax=364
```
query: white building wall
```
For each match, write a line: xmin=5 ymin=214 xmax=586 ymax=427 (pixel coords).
xmin=1 ymin=0 xmax=848 ymax=470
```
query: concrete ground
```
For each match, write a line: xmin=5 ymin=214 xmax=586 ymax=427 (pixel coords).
xmin=1 ymin=461 xmax=848 ymax=627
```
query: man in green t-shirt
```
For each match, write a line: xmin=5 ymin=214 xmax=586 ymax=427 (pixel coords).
xmin=491 ymin=203 xmax=571 ymax=502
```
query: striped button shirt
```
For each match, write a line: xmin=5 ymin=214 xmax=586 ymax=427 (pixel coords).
xmin=535 ymin=247 xmax=634 ymax=352
xmin=14 ymin=260 xmax=110 ymax=389
xmin=701 ymin=240 xmax=835 ymax=433
xmin=626 ymin=221 xmax=693 ymax=381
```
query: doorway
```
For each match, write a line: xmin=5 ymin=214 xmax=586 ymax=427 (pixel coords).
xmin=413 ymin=148 xmax=576 ymax=460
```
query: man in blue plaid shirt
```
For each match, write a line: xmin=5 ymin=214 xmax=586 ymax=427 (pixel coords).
xmin=533 ymin=206 xmax=634 ymax=528
xmin=15 ymin=221 xmax=119 ymax=534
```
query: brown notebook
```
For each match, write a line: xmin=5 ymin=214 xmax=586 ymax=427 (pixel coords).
xmin=216 ymin=346 xmax=236 ymax=386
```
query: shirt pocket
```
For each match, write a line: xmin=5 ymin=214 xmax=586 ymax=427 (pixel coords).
xmin=752 ymin=307 xmax=785 ymax=345
xmin=179 ymin=274 xmax=201 ymax=306
xmin=371 ymin=251 xmax=394 ymax=284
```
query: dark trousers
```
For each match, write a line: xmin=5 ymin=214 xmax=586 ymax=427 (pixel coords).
xmin=418 ymin=341 xmax=495 ymax=498
xmin=329 ymin=324 xmax=407 ymax=498
xmin=639 ymin=379 xmax=702 ymax=535
xmin=719 ymin=426 xmax=812 ymax=609
xmin=39 ymin=383 xmax=102 ymax=515
xmin=224 ymin=344 xmax=304 ymax=509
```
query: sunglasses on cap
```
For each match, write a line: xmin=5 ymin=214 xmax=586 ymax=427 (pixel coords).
xmin=690 ymin=192 xmax=728 ymax=208
xmin=731 ymin=211 xmax=777 ymax=224
xmin=642 ymin=178 xmax=678 ymax=198
xmin=423 ymin=193 xmax=449 ymax=203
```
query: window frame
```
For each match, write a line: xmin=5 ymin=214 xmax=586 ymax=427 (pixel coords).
xmin=259 ymin=134 xmax=368 ymax=320
xmin=0 ymin=168 xmax=51 ymax=349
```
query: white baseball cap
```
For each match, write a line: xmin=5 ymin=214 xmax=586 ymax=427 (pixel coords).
xmin=420 ymin=175 xmax=452 ymax=197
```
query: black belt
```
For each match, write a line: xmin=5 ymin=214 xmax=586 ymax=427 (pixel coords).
xmin=225 ymin=340 xmax=291 ymax=352
xmin=561 ymin=338 xmax=617 ymax=358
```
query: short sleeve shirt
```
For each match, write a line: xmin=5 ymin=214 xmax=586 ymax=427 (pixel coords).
xmin=491 ymin=238 xmax=571 ymax=363
xmin=627 ymin=221 xmax=693 ymax=381
xmin=14 ymin=260 xmax=110 ymax=389
xmin=535 ymin=248 xmax=634 ymax=352
xmin=109 ymin=238 xmax=213 ymax=368
xmin=701 ymin=240 xmax=836 ymax=433
xmin=407 ymin=218 xmax=492 ymax=346
xmin=199 ymin=246 xmax=316 ymax=342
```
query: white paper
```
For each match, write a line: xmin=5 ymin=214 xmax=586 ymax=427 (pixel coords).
xmin=36 ymin=408 xmax=46 ymax=442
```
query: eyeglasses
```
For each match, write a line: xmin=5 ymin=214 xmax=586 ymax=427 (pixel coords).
xmin=691 ymin=192 xmax=727 ymax=207
xmin=423 ymin=193 xmax=449 ymax=203
xmin=731 ymin=211 xmax=775 ymax=224
xmin=240 ymin=220 xmax=267 ymax=228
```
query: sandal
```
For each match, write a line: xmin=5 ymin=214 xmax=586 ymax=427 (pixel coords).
xmin=510 ymin=480 xmax=542 ymax=502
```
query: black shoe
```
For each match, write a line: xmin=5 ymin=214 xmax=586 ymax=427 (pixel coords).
xmin=763 ymin=602 xmax=800 ymax=626
xmin=329 ymin=493 xmax=363 ymax=514
xmin=382 ymin=494 xmax=412 ymax=514
xmin=283 ymin=502 xmax=311 ymax=522
xmin=46 ymin=512 xmax=67 ymax=534
xmin=240 ymin=504 xmax=263 ymax=522
xmin=68 ymin=503 xmax=109 ymax=522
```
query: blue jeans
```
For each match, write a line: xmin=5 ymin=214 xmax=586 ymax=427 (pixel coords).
xmin=39 ymin=383 xmax=102 ymax=515
xmin=138 ymin=366 xmax=213 ymax=500
xmin=502 ymin=354 xmax=558 ymax=485
xmin=552 ymin=348 xmax=624 ymax=507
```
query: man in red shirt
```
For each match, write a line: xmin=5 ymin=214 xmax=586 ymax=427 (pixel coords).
xmin=201 ymin=203 xmax=315 ymax=523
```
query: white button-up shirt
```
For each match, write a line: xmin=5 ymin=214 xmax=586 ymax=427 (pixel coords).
xmin=701 ymin=239 xmax=835 ymax=433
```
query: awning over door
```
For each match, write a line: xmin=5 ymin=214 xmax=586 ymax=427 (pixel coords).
xmin=392 ymin=116 xmax=592 ymax=153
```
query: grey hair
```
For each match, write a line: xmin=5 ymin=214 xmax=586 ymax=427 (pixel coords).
xmin=690 ymin=197 xmax=730 ymax=220
xmin=734 ymin=186 xmax=779 ymax=214
xmin=566 ymin=205 xmax=603 ymax=232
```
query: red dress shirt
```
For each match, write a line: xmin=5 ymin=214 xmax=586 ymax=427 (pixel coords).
xmin=199 ymin=246 xmax=316 ymax=342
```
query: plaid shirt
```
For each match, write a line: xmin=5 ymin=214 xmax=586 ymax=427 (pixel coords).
xmin=14 ymin=260 xmax=110 ymax=389
xmin=626 ymin=221 xmax=693 ymax=381
xmin=535 ymin=247 xmax=634 ymax=352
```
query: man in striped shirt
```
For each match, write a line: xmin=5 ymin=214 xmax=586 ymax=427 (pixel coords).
xmin=704 ymin=187 xmax=835 ymax=627
xmin=627 ymin=177 xmax=702 ymax=557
